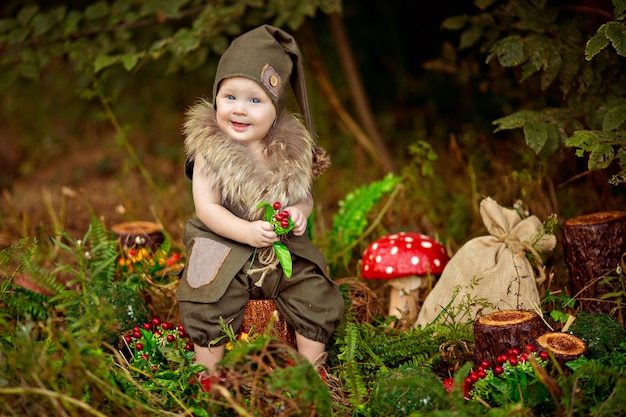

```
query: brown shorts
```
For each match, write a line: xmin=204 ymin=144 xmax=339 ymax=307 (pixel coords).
xmin=179 ymin=255 xmax=344 ymax=347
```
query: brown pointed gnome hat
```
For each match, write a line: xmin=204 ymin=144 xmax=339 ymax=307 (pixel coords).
xmin=213 ymin=25 xmax=316 ymax=140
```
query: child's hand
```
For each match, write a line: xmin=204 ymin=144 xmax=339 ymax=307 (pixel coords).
xmin=284 ymin=206 xmax=307 ymax=236
xmin=247 ymin=220 xmax=279 ymax=247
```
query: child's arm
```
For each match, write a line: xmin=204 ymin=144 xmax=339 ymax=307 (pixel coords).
xmin=192 ymin=157 xmax=278 ymax=248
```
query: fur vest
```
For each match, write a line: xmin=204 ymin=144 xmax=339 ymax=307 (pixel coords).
xmin=183 ymin=100 xmax=329 ymax=220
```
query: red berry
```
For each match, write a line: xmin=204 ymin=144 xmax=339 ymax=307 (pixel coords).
xmin=154 ymin=331 xmax=162 ymax=338
xmin=469 ymin=371 xmax=479 ymax=382
xmin=272 ymin=202 xmax=281 ymax=210
xmin=480 ymin=360 xmax=491 ymax=369
xmin=519 ymin=353 xmax=528 ymax=362
xmin=185 ymin=342 xmax=194 ymax=351
xmin=179 ymin=330 xmax=186 ymax=338
xmin=494 ymin=365 xmax=504 ymax=375
xmin=496 ymin=354 xmax=507 ymax=364
xmin=133 ymin=331 xmax=142 ymax=339
xmin=152 ymin=365 xmax=159 ymax=372
xmin=280 ymin=210 xmax=289 ymax=218
xmin=280 ymin=219 xmax=290 ymax=228
xmin=539 ymin=351 xmax=549 ymax=360
xmin=525 ymin=343 xmax=537 ymax=353
xmin=143 ymin=322 xmax=152 ymax=330
xmin=166 ymin=334 xmax=176 ymax=343
xmin=124 ymin=335 xmax=132 ymax=344
xmin=275 ymin=212 xmax=285 ymax=221
xmin=508 ymin=357 xmax=519 ymax=366
xmin=140 ymin=353 xmax=149 ymax=360
xmin=135 ymin=342 xmax=144 ymax=351
xmin=151 ymin=317 xmax=161 ymax=326
xmin=510 ymin=347 xmax=521 ymax=356
xmin=443 ymin=378 xmax=454 ymax=393
xmin=478 ymin=369 xmax=487 ymax=379
xmin=133 ymin=326 xmax=140 ymax=332
xmin=161 ymin=322 xmax=171 ymax=330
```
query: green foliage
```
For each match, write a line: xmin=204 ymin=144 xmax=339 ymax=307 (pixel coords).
xmin=368 ymin=365 xmax=450 ymax=416
xmin=334 ymin=319 xmax=474 ymax=412
xmin=323 ymin=172 xmax=402 ymax=275
xmin=567 ymin=312 xmax=626 ymax=359
xmin=0 ymin=238 xmax=63 ymax=321
xmin=442 ymin=0 xmax=626 ymax=185
xmin=0 ymin=0 xmax=341 ymax=90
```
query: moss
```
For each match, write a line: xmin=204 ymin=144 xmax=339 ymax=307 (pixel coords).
xmin=567 ymin=312 xmax=626 ymax=359
xmin=368 ymin=366 xmax=449 ymax=416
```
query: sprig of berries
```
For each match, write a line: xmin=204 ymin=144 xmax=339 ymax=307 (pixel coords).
xmin=443 ymin=344 xmax=551 ymax=400
xmin=267 ymin=201 xmax=294 ymax=235
xmin=256 ymin=201 xmax=295 ymax=278
xmin=121 ymin=317 xmax=197 ymax=374
xmin=454 ymin=344 xmax=551 ymax=406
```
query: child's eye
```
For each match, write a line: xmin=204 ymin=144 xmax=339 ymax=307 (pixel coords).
xmin=251 ymin=98 xmax=260 ymax=104
xmin=226 ymin=94 xmax=235 ymax=100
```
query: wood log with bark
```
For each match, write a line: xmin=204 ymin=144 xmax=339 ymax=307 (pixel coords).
xmin=239 ymin=299 xmax=296 ymax=345
xmin=536 ymin=332 xmax=587 ymax=370
xmin=562 ymin=211 xmax=626 ymax=317
xmin=474 ymin=310 xmax=547 ymax=366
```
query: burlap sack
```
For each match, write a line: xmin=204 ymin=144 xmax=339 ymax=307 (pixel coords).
xmin=415 ymin=197 xmax=556 ymax=327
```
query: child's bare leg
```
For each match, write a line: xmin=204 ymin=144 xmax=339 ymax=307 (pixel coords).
xmin=295 ymin=332 xmax=326 ymax=365
xmin=194 ymin=343 xmax=225 ymax=376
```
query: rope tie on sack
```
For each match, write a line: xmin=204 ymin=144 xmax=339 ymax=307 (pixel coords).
xmin=248 ymin=246 xmax=279 ymax=287
xmin=492 ymin=224 xmax=547 ymax=284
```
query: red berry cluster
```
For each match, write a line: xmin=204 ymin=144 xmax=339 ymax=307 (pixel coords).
xmin=451 ymin=344 xmax=550 ymax=398
xmin=271 ymin=202 xmax=293 ymax=234
xmin=122 ymin=317 xmax=194 ymax=373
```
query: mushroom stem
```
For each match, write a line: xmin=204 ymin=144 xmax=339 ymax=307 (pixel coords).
xmin=388 ymin=287 xmax=420 ymax=323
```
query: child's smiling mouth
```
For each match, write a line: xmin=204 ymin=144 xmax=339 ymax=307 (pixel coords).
xmin=231 ymin=121 xmax=249 ymax=131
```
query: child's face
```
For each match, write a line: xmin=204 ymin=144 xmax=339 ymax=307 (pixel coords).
xmin=215 ymin=77 xmax=277 ymax=146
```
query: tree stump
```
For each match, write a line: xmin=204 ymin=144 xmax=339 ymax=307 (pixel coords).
xmin=536 ymin=332 xmax=586 ymax=370
xmin=474 ymin=310 xmax=547 ymax=366
xmin=239 ymin=299 xmax=296 ymax=345
xmin=111 ymin=221 xmax=165 ymax=250
xmin=562 ymin=211 xmax=626 ymax=316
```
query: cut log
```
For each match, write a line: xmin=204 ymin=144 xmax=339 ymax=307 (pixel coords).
xmin=239 ymin=299 xmax=296 ymax=345
xmin=536 ymin=332 xmax=586 ymax=370
xmin=474 ymin=310 xmax=547 ymax=366
xmin=562 ymin=211 xmax=626 ymax=316
xmin=111 ymin=221 xmax=165 ymax=250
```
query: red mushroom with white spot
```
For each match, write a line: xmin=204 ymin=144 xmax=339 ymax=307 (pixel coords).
xmin=361 ymin=232 xmax=449 ymax=324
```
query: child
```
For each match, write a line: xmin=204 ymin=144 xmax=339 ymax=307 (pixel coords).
xmin=176 ymin=25 xmax=345 ymax=381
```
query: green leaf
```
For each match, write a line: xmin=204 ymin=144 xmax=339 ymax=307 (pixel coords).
xmin=459 ymin=25 xmax=483 ymax=50
xmin=565 ymin=130 xmax=597 ymax=152
xmin=84 ymin=1 xmax=110 ymax=20
xmin=603 ymin=104 xmax=626 ymax=130
xmin=491 ymin=35 xmax=525 ymax=67
xmin=588 ymin=144 xmax=614 ymax=170
xmin=586 ymin=26 xmax=609 ymax=60
xmin=524 ymin=122 xmax=549 ymax=154
xmin=120 ymin=53 xmax=140 ymax=71
xmin=492 ymin=110 xmax=532 ymax=132
xmin=256 ymin=202 xmax=274 ymax=222
xmin=17 ymin=5 xmax=38 ymax=26
xmin=94 ymin=54 xmax=118 ymax=73
xmin=605 ymin=21 xmax=626 ymax=57
xmin=441 ymin=15 xmax=468 ymax=31
xmin=273 ymin=242 xmax=292 ymax=278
